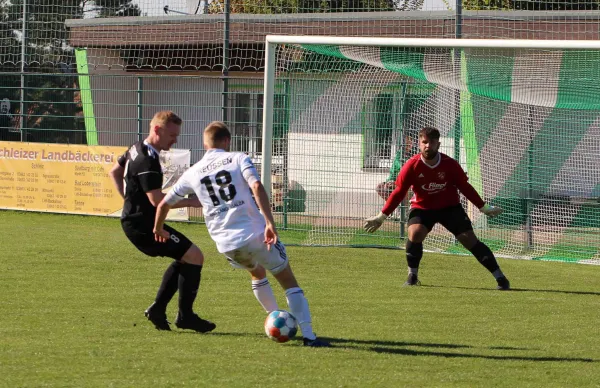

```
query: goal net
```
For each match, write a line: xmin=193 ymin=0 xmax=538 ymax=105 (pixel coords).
xmin=262 ymin=36 xmax=600 ymax=264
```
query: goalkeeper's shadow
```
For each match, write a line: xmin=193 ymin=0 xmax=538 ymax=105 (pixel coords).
xmin=364 ymin=346 xmax=596 ymax=362
xmin=319 ymin=337 xmax=596 ymax=362
xmin=420 ymin=284 xmax=600 ymax=296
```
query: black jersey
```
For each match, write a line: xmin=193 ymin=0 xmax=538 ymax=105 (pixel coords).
xmin=117 ymin=141 xmax=163 ymax=227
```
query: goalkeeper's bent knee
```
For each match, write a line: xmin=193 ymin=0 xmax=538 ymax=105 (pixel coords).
xmin=406 ymin=240 xmax=423 ymax=269
xmin=468 ymin=241 xmax=500 ymax=272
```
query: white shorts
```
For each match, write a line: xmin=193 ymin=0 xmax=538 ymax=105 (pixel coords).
xmin=222 ymin=234 xmax=289 ymax=275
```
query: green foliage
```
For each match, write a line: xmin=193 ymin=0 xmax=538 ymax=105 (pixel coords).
xmin=0 ymin=0 xmax=140 ymax=67
xmin=0 ymin=0 xmax=137 ymax=143
xmin=463 ymin=0 xmax=600 ymax=10
xmin=23 ymin=74 xmax=85 ymax=144
xmin=0 ymin=73 xmax=85 ymax=143
xmin=463 ymin=0 xmax=512 ymax=10
xmin=207 ymin=0 xmax=425 ymax=13
xmin=514 ymin=0 xmax=600 ymax=10
xmin=206 ymin=0 xmax=600 ymax=12
xmin=94 ymin=0 xmax=142 ymax=17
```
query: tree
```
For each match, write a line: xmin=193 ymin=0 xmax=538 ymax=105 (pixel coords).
xmin=462 ymin=0 xmax=512 ymax=10
xmin=94 ymin=0 xmax=142 ymax=16
xmin=463 ymin=0 xmax=599 ymax=10
xmin=0 ymin=0 xmax=140 ymax=67
xmin=0 ymin=0 xmax=141 ymax=143
xmin=512 ymin=0 xmax=599 ymax=10
xmin=207 ymin=0 xmax=425 ymax=13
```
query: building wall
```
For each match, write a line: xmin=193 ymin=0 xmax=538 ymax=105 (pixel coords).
xmin=86 ymin=52 xmax=223 ymax=161
xmin=88 ymin=49 xmax=139 ymax=148
xmin=141 ymin=76 xmax=222 ymax=162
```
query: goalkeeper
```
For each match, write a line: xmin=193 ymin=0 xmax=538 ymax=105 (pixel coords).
xmin=364 ymin=127 xmax=510 ymax=290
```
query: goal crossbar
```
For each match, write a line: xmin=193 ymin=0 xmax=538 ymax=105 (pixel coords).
xmin=265 ymin=35 xmax=600 ymax=50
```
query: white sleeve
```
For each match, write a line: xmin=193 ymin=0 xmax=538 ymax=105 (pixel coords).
xmin=164 ymin=172 xmax=194 ymax=206
xmin=240 ymin=155 xmax=260 ymax=186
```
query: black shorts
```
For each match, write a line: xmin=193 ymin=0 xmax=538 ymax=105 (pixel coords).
xmin=407 ymin=204 xmax=473 ymax=236
xmin=121 ymin=220 xmax=193 ymax=261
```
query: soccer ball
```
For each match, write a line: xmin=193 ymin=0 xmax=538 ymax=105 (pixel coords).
xmin=264 ymin=310 xmax=298 ymax=343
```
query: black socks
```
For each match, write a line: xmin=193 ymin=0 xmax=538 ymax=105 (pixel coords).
xmin=406 ymin=240 xmax=423 ymax=269
xmin=468 ymin=241 xmax=500 ymax=273
xmin=154 ymin=261 xmax=181 ymax=310
xmin=178 ymin=263 xmax=203 ymax=317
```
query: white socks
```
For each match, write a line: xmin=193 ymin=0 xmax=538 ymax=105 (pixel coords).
xmin=285 ymin=287 xmax=315 ymax=340
xmin=252 ymin=281 xmax=317 ymax=340
xmin=251 ymin=278 xmax=278 ymax=313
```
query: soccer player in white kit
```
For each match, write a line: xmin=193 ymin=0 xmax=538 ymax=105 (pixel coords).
xmin=153 ymin=121 xmax=331 ymax=347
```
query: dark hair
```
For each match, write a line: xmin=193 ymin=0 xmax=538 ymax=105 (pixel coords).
xmin=419 ymin=127 xmax=440 ymax=140
xmin=204 ymin=121 xmax=231 ymax=145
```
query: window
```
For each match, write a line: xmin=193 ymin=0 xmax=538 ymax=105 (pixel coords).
xmin=230 ymin=93 xmax=263 ymax=155
xmin=228 ymin=92 xmax=287 ymax=158
xmin=363 ymin=92 xmax=404 ymax=170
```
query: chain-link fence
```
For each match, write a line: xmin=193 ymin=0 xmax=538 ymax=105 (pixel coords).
xmin=2 ymin=1 xmax=600 ymax=147
xmin=1 ymin=2 xmax=599 ymax=259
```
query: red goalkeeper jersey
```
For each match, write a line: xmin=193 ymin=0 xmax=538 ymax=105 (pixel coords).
xmin=382 ymin=153 xmax=485 ymax=214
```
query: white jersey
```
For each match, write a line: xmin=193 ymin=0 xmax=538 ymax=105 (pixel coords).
xmin=165 ymin=149 xmax=265 ymax=253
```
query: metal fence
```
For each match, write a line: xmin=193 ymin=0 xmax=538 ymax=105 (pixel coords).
xmin=1 ymin=2 xmax=599 ymax=260
xmin=2 ymin=2 xmax=600 ymax=146
xmin=0 ymin=72 xmax=267 ymax=165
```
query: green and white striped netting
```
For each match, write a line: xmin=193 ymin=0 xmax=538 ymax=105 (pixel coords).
xmin=270 ymin=43 xmax=599 ymax=264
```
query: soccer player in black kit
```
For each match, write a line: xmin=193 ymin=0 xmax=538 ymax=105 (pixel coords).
xmin=109 ymin=110 xmax=215 ymax=332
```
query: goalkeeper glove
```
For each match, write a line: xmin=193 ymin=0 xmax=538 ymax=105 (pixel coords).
xmin=364 ymin=212 xmax=387 ymax=233
xmin=479 ymin=204 xmax=503 ymax=218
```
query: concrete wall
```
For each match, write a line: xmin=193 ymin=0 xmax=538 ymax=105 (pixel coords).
xmin=85 ymin=52 xmax=222 ymax=161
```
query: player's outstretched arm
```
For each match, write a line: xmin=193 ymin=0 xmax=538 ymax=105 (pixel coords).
xmin=146 ymin=189 xmax=200 ymax=209
xmin=184 ymin=195 xmax=202 ymax=208
xmin=479 ymin=203 xmax=503 ymax=218
xmin=455 ymin=177 xmax=503 ymax=218
xmin=250 ymin=181 xmax=278 ymax=250
xmin=146 ymin=189 xmax=166 ymax=207
xmin=364 ymin=185 xmax=407 ymax=233
xmin=364 ymin=212 xmax=388 ymax=233
xmin=365 ymin=161 xmax=413 ymax=233
xmin=453 ymin=161 xmax=503 ymax=218
xmin=108 ymin=162 xmax=125 ymax=200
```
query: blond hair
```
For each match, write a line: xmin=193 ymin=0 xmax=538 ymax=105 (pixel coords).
xmin=150 ymin=111 xmax=182 ymax=130
xmin=203 ymin=121 xmax=231 ymax=147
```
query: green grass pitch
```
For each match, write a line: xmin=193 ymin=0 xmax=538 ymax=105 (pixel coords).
xmin=1 ymin=211 xmax=599 ymax=387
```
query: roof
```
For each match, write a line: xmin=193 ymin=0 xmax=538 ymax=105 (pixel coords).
xmin=65 ymin=11 xmax=600 ymax=48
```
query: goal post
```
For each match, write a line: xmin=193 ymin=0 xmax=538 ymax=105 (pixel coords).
xmin=261 ymin=35 xmax=600 ymax=264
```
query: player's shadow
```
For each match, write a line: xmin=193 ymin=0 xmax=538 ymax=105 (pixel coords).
xmin=173 ymin=332 xmax=595 ymax=363
xmin=175 ymin=331 xmax=265 ymax=339
xmin=315 ymin=337 xmax=473 ymax=349
xmin=420 ymin=284 xmax=600 ymax=296
xmin=320 ymin=337 xmax=596 ymax=362
xmin=504 ymin=288 xmax=600 ymax=296
xmin=320 ymin=337 xmax=528 ymax=350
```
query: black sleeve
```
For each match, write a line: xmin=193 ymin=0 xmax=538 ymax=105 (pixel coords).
xmin=117 ymin=150 xmax=128 ymax=167
xmin=137 ymin=159 xmax=163 ymax=193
